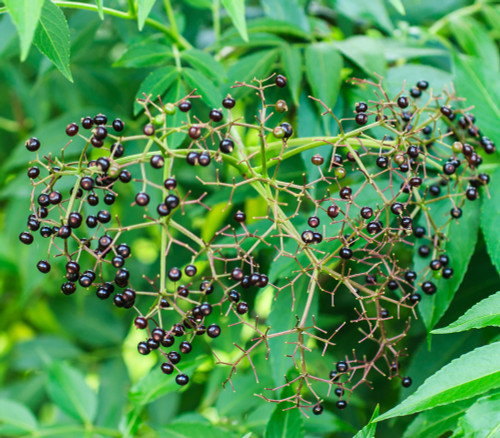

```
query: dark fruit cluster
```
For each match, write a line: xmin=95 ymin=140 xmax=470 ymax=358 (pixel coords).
xmin=20 ymin=74 xmax=490 ymax=416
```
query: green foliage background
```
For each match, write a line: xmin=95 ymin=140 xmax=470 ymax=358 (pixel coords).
xmin=0 ymin=0 xmax=499 ymax=437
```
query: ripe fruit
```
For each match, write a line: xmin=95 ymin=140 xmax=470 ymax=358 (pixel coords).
xmin=336 ymin=361 xmax=348 ymax=373
xmin=176 ymin=374 xmax=189 ymax=386
xmin=26 ymin=137 xmax=40 ymax=152
xmin=234 ymin=211 xmax=246 ymax=223
xmin=179 ymin=101 xmax=192 ymax=112
xmin=220 ymin=138 xmax=234 ymax=153
xmin=402 ymin=376 xmax=412 ymax=387
xmin=275 ymin=74 xmax=287 ymax=87
xmin=312 ymin=404 xmax=323 ymax=415
xmin=222 ymin=96 xmax=235 ymax=109
xmin=209 ymin=109 xmax=223 ymax=122
xmin=336 ymin=400 xmax=347 ymax=410
xmin=355 ymin=113 xmax=368 ymax=125
xmin=188 ymin=126 xmax=201 ymax=140
xmin=207 ymin=324 xmax=221 ymax=338
xmin=397 ymin=96 xmax=409 ymax=108
xmin=66 ymin=123 xmax=79 ymax=136
xmin=112 ymin=118 xmax=124 ymax=131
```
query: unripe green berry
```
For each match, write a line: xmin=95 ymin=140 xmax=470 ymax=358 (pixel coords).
xmin=164 ymin=103 xmax=176 ymax=115
xmin=273 ymin=126 xmax=285 ymax=138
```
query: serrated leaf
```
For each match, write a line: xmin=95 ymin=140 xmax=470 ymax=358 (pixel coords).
xmin=432 ymin=291 xmax=500 ymax=334
xmin=481 ymin=166 xmax=500 ymax=276
xmin=227 ymin=49 xmax=279 ymax=96
xmin=182 ymin=67 xmax=221 ymax=108
xmin=33 ymin=1 xmax=72 ymax=82
xmin=134 ymin=66 xmax=178 ymax=115
xmin=402 ymin=398 xmax=476 ymax=438
xmin=0 ymin=399 xmax=38 ymax=435
xmin=46 ymin=362 xmax=97 ymax=423
xmin=129 ymin=357 xmax=202 ymax=406
xmin=305 ymin=43 xmax=343 ymax=109
xmin=414 ymin=199 xmax=479 ymax=330
xmin=375 ymin=341 xmax=500 ymax=422
xmin=281 ymin=45 xmax=302 ymax=105
xmin=335 ymin=36 xmax=386 ymax=77
xmin=266 ymin=403 xmax=305 ymax=438
xmin=454 ymin=393 xmax=500 ymax=438
xmin=96 ymin=0 xmax=104 ymax=19
xmin=4 ymin=0 xmax=45 ymax=61
xmin=137 ymin=0 xmax=157 ymax=31
xmin=354 ymin=404 xmax=379 ymax=438
xmin=181 ymin=49 xmax=226 ymax=82
xmin=221 ymin=0 xmax=248 ymax=42
xmin=114 ymin=42 xmax=173 ymax=68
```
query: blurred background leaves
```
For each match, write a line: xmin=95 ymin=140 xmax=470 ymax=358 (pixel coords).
xmin=0 ymin=0 xmax=499 ymax=437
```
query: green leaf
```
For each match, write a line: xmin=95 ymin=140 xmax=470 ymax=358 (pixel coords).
xmin=432 ymin=291 xmax=500 ymax=334
xmin=354 ymin=405 xmax=379 ymax=438
xmin=114 ymin=42 xmax=173 ymax=68
xmin=163 ymin=78 xmax=187 ymax=149
xmin=335 ymin=36 xmax=386 ymax=76
xmin=247 ymin=18 xmax=311 ymax=40
xmin=453 ymin=53 xmax=500 ymax=144
xmin=33 ymin=1 xmax=72 ymax=82
xmin=134 ymin=66 xmax=178 ymax=115
xmin=305 ymin=42 xmax=343 ymax=108
xmin=334 ymin=0 xmax=393 ymax=34
xmin=227 ymin=49 xmax=279 ymax=96
xmin=4 ymin=0 xmax=45 ymax=61
xmin=449 ymin=17 xmax=499 ymax=73
xmin=375 ymin=341 xmax=500 ymax=422
xmin=415 ymin=200 xmax=479 ymax=330
xmin=221 ymin=0 xmax=248 ymax=42
xmin=281 ymin=45 xmax=302 ymax=105
xmin=159 ymin=422 xmax=239 ymax=438
xmin=382 ymin=40 xmax=447 ymax=62
xmin=0 ymin=399 xmax=38 ymax=435
xmin=182 ymin=67 xmax=221 ymax=108
xmin=46 ymin=362 xmax=97 ymax=423
xmin=96 ymin=358 xmax=130 ymax=428
xmin=454 ymin=393 xmax=500 ymax=438
xmin=96 ymin=0 xmax=104 ymax=19
xmin=403 ymin=398 xmax=477 ymax=438
xmin=181 ymin=49 xmax=226 ymax=82
xmin=387 ymin=0 xmax=405 ymax=15
xmin=137 ymin=0 xmax=157 ymax=31
xmin=261 ymin=0 xmax=309 ymax=32
xmin=266 ymin=403 xmax=304 ymax=438
xmin=129 ymin=357 xmax=202 ymax=406
xmin=481 ymin=166 xmax=500 ymax=276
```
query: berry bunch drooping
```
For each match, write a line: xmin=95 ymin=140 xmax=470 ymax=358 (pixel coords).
xmin=20 ymin=73 xmax=491 ymax=416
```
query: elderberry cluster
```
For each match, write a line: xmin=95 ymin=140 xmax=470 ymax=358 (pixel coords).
xmin=19 ymin=73 xmax=491 ymax=416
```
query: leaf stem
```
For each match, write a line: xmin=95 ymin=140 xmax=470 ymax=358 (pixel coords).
xmin=7 ymin=1 xmax=194 ymax=49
